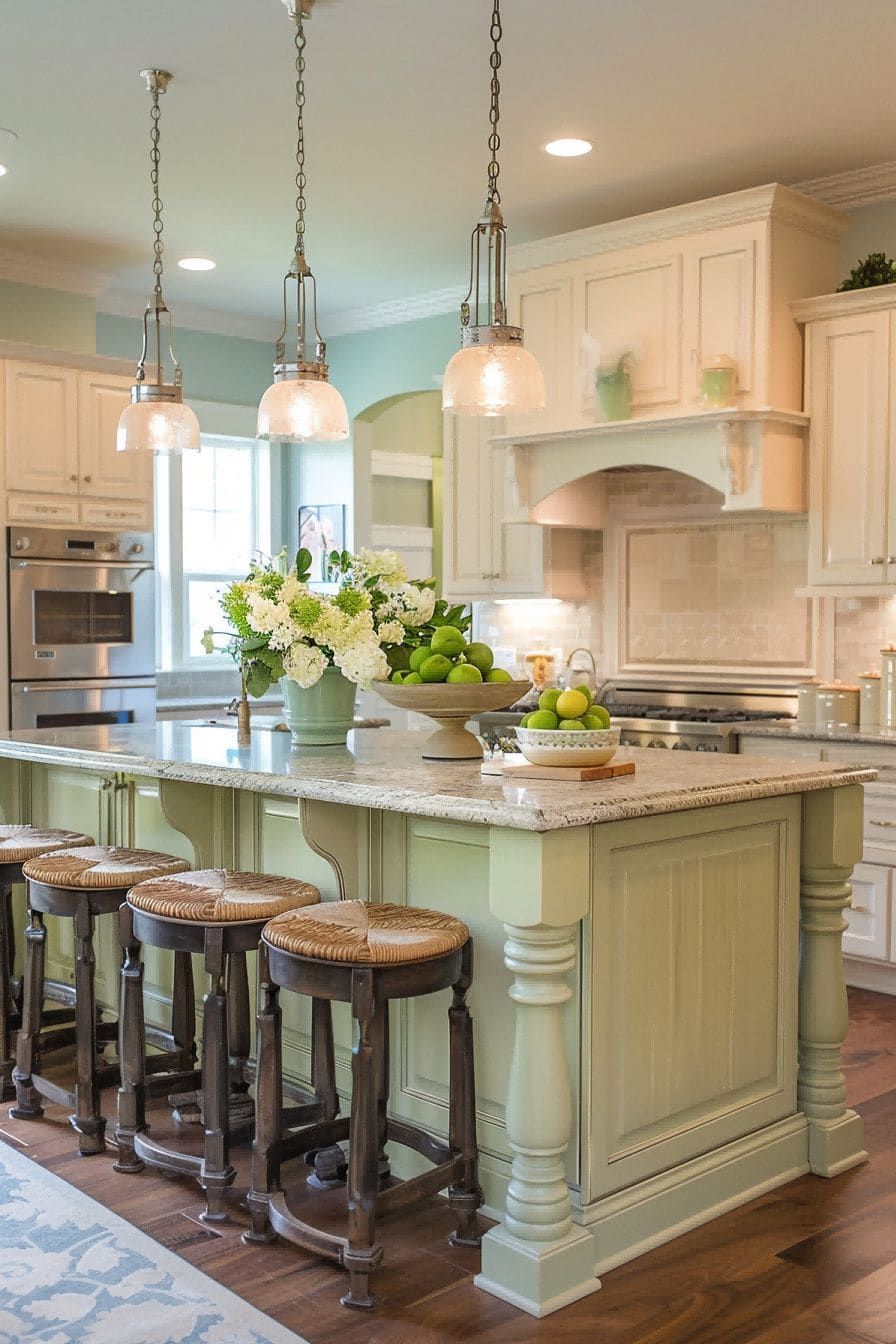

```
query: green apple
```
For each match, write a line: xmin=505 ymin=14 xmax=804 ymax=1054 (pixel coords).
xmin=527 ymin=709 xmax=559 ymax=730
xmin=464 ymin=641 xmax=495 ymax=674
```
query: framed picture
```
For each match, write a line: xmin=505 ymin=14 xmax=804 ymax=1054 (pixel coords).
xmin=298 ymin=504 xmax=346 ymax=583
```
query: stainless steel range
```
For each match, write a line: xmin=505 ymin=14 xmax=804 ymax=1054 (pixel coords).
xmin=7 ymin=526 xmax=156 ymax=730
xmin=607 ymin=685 xmax=796 ymax=752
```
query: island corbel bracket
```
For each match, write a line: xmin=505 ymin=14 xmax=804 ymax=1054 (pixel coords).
xmin=476 ymin=826 xmax=599 ymax=1317
xmin=798 ymin=785 xmax=868 ymax=1177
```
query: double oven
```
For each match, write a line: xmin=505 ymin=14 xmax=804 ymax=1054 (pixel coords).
xmin=7 ymin=527 xmax=156 ymax=730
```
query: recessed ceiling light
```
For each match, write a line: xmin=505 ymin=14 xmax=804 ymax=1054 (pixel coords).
xmin=544 ymin=137 xmax=592 ymax=158
xmin=0 ymin=165 xmax=7 ymax=178
xmin=178 ymin=257 xmax=216 ymax=271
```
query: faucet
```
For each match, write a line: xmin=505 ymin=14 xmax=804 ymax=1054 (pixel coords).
xmin=564 ymin=648 xmax=614 ymax=706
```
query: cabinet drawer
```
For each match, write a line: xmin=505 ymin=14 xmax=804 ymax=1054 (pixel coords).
xmin=843 ymin=862 xmax=891 ymax=962
xmin=862 ymin=788 xmax=896 ymax=862
xmin=6 ymin=493 xmax=80 ymax=525
xmin=736 ymin=736 xmax=823 ymax=760
xmin=80 ymin=499 xmax=152 ymax=529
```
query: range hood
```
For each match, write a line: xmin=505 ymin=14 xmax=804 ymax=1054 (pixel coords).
xmin=494 ymin=408 xmax=809 ymax=519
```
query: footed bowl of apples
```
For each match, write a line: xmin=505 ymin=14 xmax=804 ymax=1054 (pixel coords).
xmin=515 ymin=686 xmax=620 ymax=767
xmin=374 ymin=626 xmax=529 ymax=760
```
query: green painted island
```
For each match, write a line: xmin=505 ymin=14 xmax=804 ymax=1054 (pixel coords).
xmin=0 ymin=724 xmax=874 ymax=1317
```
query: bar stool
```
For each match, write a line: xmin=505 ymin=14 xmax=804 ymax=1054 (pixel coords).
xmin=11 ymin=845 xmax=195 ymax=1154
xmin=0 ymin=825 xmax=95 ymax=1098
xmin=116 ymin=868 xmax=324 ymax=1222
xmin=245 ymin=900 xmax=482 ymax=1310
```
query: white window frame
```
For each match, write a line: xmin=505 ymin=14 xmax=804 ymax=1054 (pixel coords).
xmin=155 ymin=433 xmax=273 ymax=671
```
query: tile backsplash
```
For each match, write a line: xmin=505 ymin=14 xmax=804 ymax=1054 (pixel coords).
xmin=832 ymin=595 xmax=896 ymax=680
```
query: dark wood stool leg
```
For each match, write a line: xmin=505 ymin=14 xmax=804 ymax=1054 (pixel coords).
xmin=114 ymin=903 xmax=147 ymax=1173
xmin=200 ymin=926 xmax=236 ymax=1222
xmin=311 ymin=997 xmax=339 ymax=1121
xmin=244 ymin=941 xmax=282 ymax=1245
xmin=171 ymin=949 xmax=197 ymax=1072
xmin=71 ymin=899 xmax=105 ymax=1155
xmin=0 ymin=883 xmax=17 ymax=1099
xmin=372 ymin=998 xmax=391 ymax=1183
xmin=447 ymin=939 xmax=483 ymax=1247
xmin=341 ymin=968 xmax=384 ymax=1310
xmin=11 ymin=908 xmax=47 ymax=1120
xmin=226 ymin=950 xmax=251 ymax=1098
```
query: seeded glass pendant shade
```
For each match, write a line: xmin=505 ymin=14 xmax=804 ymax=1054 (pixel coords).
xmin=257 ymin=1 xmax=348 ymax=444
xmin=443 ymin=0 xmax=545 ymax=418
xmin=117 ymin=70 xmax=200 ymax=455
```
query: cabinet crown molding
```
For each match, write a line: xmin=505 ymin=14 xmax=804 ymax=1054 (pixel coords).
xmin=508 ymin=184 xmax=848 ymax=274
xmin=792 ymin=287 xmax=896 ymax=323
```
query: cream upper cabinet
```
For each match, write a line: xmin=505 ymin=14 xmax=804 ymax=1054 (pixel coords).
xmin=2 ymin=360 xmax=153 ymax=527
xmin=801 ymin=302 xmax=892 ymax=587
xmin=78 ymin=372 xmax=152 ymax=501
xmin=443 ymin=415 xmax=545 ymax=600
xmin=501 ymin=185 xmax=845 ymax=436
xmin=4 ymin=361 xmax=79 ymax=495
xmin=575 ymin=249 xmax=683 ymax=419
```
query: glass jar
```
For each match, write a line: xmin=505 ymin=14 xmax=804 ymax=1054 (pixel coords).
xmin=699 ymin=354 xmax=737 ymax=409
xmin=796 ymin=678 xmax=821 ymax=725
xmin=882 ymin=647 xmax=896 ymax=728
xmin=815 ymin=681 xmax=859 ymax=730
xmin=859 ymin=671 xmax=881 ymax=730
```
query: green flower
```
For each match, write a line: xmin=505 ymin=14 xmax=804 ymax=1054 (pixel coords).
xmin=334 ymin=588 xmax=371 ymax=617
xmin=290 ymin=595 xmax=323 ymax=629
xmin=200 ymin=627 xmax=216 ymax=655
xmin=220 ymin=583 xmax=252 ymax=638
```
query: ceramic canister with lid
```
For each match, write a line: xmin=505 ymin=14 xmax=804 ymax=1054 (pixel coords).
xmin=796 ymin=677 xmax=822 ymax=725
xmin=882 ymin=646 xmax=896 ymax=728
xmin=815 ymin=681 xmax=859 ymax=729
xmin=859 ymin=670 xmax=881 ymax=730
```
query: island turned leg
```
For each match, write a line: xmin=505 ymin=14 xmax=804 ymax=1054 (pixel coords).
xmin=799 ymin=784 xmax=868 ymax=1177
xmin=476 ymin=829 xmax=598 ymax=1318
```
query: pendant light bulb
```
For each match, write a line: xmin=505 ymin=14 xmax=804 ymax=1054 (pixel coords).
xmin=117 ymin=69 xmax=200 ymax=455
xmin=257 ymin=2 xmax=348 ymax=444
xmin=443 ymin=1 xmax=545 ymax=418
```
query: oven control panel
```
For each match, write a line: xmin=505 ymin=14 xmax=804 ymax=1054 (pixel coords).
xmin=8 ymin=526 xmax=153 ymax=564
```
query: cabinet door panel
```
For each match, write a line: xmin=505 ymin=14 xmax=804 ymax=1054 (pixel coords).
xmin=684 ymin=238 xmax=757 ymax=404
xmin=505 ymin=272 xmax=575 ymax=435
xmin=579 ymin=253 xmax=682 ymax=414
xmin=491 ymin=446 xmax=545 ymax=595
xmin=843 ymin=862 xmax=891 ymax=962
xmin=78 ymin=373 xmax=153 ymax=503
xmin=806 ymin=312 xmax=889 ymax=585
xmin=442 ymin=416 xmax=494 ymax=598
xmin=4 ymin=361 xmax=79 ymax=495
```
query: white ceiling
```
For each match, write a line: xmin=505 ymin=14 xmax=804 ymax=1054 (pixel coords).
xmin=4 ymin=0 xmax=896 ymax=333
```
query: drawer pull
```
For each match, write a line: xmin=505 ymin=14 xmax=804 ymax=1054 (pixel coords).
xmin=850 ymin=905 xmax=870 ymax=915
xmin=872 ymin=556 xmax=886 ymax=565
xmin=869 ymin=819 xmax=896 ymax=828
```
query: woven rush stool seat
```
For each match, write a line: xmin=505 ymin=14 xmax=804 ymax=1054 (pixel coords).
xmin=116 ymin=869 xmax=324 ymax=1223
xmin=245 ymin=900 xmax=482 ymax=1310
xmin=11 ymin=845 xmax=193 ymax=1156
xmin=0 ymin=827 xmax=95 ymax=1099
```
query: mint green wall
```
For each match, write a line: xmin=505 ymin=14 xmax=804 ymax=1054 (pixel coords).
xmin=95 ymin=313 xmax=272 ymax=407
xmin=327 ymin=312 xmax=457 ymax=421
xmin=840 ymin=201 xmax=896 ymax=281
xmin=0 ymin=281 xmax=95 ymax=352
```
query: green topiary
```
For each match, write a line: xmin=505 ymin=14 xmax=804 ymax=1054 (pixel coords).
xmin=838 ymin=252 xmax=896 ymax=292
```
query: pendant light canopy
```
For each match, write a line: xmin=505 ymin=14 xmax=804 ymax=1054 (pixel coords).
xmin=117 ymin=70 xmax=200 ymax=455
xmin=443 ymin=0 xmax=545 ymax=418
xmin=257 ymin=0 xmax=349 ymax=444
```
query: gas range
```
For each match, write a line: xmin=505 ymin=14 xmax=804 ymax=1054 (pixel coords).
xmin=608 ymin=686 xmax=796 ymax=752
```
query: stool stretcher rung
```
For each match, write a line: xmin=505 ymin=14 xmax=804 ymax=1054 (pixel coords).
xmin=376 ymin=1157 xmax=464 ymax=1215
xmin=267 ymin=1190 xmax=348 ymax=1263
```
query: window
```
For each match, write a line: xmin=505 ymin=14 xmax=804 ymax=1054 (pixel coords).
xmin=155 ymin=435 xmax=272 ymax=669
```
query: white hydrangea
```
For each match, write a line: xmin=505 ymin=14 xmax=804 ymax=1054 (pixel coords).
xmin=335 ymin=639 xmax=390 ymax=690
xmin=279 ymin=573 xmax=305 ymax=603
xmin=282 ymin=642 xmax=327 ymax=688
xmin=376 ymin=619 xmax=405 ymax=646
xmin=246 ymin=595 xmax=295 ymax=650
xmin=358 ymin=547 xmax=408 ymax=587
xmin=396 ymin=585 xmax=436 ymax=626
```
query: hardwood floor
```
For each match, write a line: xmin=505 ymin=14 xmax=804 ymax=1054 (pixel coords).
xmin=2 ymin=988 xmax=896 ymax=1344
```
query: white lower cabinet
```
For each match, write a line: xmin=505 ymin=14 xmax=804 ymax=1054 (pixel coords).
xmin=738 ymin=734 xmax=896 ymax=991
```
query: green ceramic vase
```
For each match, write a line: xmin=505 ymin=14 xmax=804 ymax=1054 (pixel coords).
xmin=280 ymin=668 xmax=357 ymax=746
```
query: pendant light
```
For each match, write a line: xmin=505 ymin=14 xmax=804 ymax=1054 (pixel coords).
xmin=257 ymin=0 xmax=349 ymax=443
xmin=117 ymin=70 xmax=200 ymax=455
xmin=442 ymin=0 xmax=545 ymax=418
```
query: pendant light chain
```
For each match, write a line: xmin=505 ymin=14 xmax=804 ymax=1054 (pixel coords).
xmin=149 ymin=83 xmax=165 ymax=301
xmin=294 ymin=9 xmax=307 ymax=259
xmin=486 ymin=0 xmax=502 ymax=206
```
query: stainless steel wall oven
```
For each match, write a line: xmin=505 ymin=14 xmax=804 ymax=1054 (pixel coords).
xmin=8 ymin=527 xmax=156 ymax=729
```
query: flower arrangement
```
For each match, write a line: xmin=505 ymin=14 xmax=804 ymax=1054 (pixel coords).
xmin=209 ymin=545 xmax=445 ymax=697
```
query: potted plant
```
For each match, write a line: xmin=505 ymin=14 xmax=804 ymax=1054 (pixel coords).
xmin=595 ymin=351 xmax=633 ymax=421
xmin=216 ymin=546 xmax=439 ymax=746
xmin=838 ymin=253 xmax=896 ymax=292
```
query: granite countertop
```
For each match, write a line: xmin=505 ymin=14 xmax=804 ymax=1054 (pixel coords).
xmin=166 ymin=715 xmax=391 ymax=731
xmin=0 ymin=725 xmax=874 ymax=833
xmin=734 ymin=721 xmax=896 ymax=747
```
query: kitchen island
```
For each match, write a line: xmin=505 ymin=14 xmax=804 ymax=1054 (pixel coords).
xmin=0 ymin=725 xmax=874 ymax=1317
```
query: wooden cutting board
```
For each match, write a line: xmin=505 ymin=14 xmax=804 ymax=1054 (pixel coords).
xmin=481 ymin=758 xmax=636 ymax=782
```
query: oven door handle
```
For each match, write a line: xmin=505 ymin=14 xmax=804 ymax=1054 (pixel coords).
xmin=12 ymin=679 xmax=157 ymax=694
xmin=10 ymin=558 xmax=154 ymax=572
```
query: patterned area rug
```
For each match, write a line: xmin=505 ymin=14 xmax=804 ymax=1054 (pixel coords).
xmin=0 ymin=1140 xmax=308 ymax=1344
